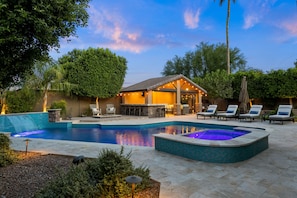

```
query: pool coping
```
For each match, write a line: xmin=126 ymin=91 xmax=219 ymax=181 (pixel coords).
xmin=153 ymin=127 xmax=269 ymax=148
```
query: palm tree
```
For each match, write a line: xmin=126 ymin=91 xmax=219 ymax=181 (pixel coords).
xmin=27 ymin=59 xmax=73 ymax=112
xmin=0 ymin=88 xmax=8 ymax=114
xmin=214 ymin=0 xmax=236 ymax=75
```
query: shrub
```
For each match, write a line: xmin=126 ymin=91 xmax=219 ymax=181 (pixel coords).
xmin=0 ymin=133 xmax=10 ymax=150
xmin=131 ymin=165 xmax=151 ymax=191
xmin=50 ymin=100 xmax=67 ymax=118
xmin=0 ymin=134 xmax=18 ymax=167
xmin=6 ymin=88 xmax=40 ymax=113
xmin=35 ymin=147 xmax=151 ymax=198
xmin=35 ymin=165 xmax=99 ymax=198
xmin=86 ymin=147 xmax=151 ymax=197
xmin=86 ymin=147 xmax=134 ymax=197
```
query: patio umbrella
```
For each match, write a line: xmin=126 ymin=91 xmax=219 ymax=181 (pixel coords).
xmin=239 ymin=76 xmax=250 ymax=113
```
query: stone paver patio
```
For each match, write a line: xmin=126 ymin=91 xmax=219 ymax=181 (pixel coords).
xmin=10 ymin=114 xmax=297 ymax=198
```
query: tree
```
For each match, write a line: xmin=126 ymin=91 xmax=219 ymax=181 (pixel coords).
xmin=0 ymin=88 xmax=8 ymax=114
xmin=161 ymin=55 xmax=185 ymax=76
xmin=232 ymin=70 xmax=264 ymax=100
xmin=262 ymin=68 xmax=297 ymax=99
xmin=0 ymin=0 xmax=90 ymax=90
xmin=26 ymin=59 xmax=72 ymax=112
xmin=193 ymin=69 xmax=233 ymax=104
xmin=162 ymin=42 xmax=246 ymax=78
xmin=214 ymin=0 xmax=236 ymax=74
xmin=232 ymin=67 xmax=297 ymax=108
xmin=59 ymin=48 xmax=127 ymax=101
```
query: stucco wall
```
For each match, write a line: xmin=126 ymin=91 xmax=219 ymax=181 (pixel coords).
xmin=33 ymin=91 xmax=122 ymax=117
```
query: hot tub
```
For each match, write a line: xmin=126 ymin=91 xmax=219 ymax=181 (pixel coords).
xmin=154 ymin=127 xmax=269 ymax=163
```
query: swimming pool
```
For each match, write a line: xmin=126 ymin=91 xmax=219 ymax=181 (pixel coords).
xmin=11 ymin=121 xmax=242 ymax=147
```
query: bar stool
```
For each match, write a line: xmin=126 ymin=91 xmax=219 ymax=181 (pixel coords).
xmin=130 ymin=106 xmax=135 ymax=115
xmin=156 ymin=108 xmax=161 ymax=117
xmin=135 ymin=106 xmax=140 ymax=116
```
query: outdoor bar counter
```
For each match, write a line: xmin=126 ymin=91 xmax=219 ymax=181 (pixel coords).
xmin=120 ymin=104 xmax=166 ymax=118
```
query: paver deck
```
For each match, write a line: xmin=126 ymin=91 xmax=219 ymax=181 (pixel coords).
xmin=10 ymin=114 xmax=297 ymax=198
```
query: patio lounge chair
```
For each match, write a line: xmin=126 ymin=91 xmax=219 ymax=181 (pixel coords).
xmin=268 ymin=105 xmax=294 ymax=124
xmin=238 ymin=105 xmax=263 ymax=122
xmin=217 ymin=105 xmax=239 ymax=120
xmin=90 ymin=104 xmax=101 ymax=116
xmin=197 ymin=105 xmax=217 ymax=119
xmin=106 ymin=104 xmax=116 ymax=114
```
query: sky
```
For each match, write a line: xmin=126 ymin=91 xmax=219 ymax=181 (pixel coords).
xmin=50 ymin=0 xmax=297 ymax=87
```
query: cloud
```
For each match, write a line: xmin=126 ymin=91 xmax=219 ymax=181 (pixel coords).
xmin=88 ymin=5 xmax=146 ymax=53
xmin=280 ymin=20 xmax=297 ymax=36
xmin=184 ymin=8 xmax=200 ymax=29
xmin=100 ymin=39 xmax=146 ymax=53
xmin=239 ymin=0 xmax=297 ymax=44
xmin=243 ymin=14 xmax=260 ymax=29
xmin=273 ymin=17 xmax=297 ymax=44
xmin=240 ymin=0 xmax=277 ymax=29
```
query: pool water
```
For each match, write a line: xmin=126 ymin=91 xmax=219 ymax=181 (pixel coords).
xmin=184 ymin=129 xmax=250 ymax=140
xmin=11 ymin=122 xmax=245 ymax=147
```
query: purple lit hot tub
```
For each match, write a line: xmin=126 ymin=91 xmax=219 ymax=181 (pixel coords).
xmin=154 ymin=127 xmax=269 ymax=163
xmin=184 ymin=129 xmax=250 ymax=140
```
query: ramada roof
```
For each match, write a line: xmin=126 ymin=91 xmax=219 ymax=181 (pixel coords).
xmin=121 ymin=74 xmax=207 ymax=93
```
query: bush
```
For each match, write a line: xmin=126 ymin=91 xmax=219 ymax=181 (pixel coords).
xmin=0 ymin=134 xmax=18 ymax=167
xmin=6 ymin=88 xmax=40 ymax=113
xmin=35 ymin=147 xmax=151 ymax=198
xmin=0 ymin=133 xmax=10 ymax=150
xmin=35 ymin=165 xmax=99 ymax=198
xmin=50 ymin=100 xmax=67 ymax=118
xmin=86 ymin=147 xmax=149 ymax=197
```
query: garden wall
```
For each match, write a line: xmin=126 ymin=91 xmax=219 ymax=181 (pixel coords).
xmin=33 ymin=91 xmax=122 ymax=117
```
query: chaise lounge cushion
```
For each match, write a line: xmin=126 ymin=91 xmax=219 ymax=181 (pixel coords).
xmin=238 ymin=105 xmax=263 ymax=121
xmin=217 ymin=105 xmax=239 ymax=119
xmin=107 ymin=107 xmax=114 ymax=112
xmin=268 ymin=105 xmax=293 ymax=124
xmin=197 ymin=105 xmax=217 ymax=119
xmin=106 ymin=104 xmax=116 ymax=114
xmin=278 ymin=112 xmax=289 ymax=115
xmin=90 ymin=104 xmax=101 ymax=116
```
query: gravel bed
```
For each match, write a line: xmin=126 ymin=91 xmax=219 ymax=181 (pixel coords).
xmin=0 ymin=152 xmax=73 ymax=198
xmin=0 ymin=152 xmax=160 ymax=198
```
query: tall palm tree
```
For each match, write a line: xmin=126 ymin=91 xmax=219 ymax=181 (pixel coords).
xmin=214 ymin=0 xmax=236 ymax=74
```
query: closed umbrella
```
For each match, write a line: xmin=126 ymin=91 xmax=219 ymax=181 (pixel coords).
xmin=239 ymin=76 xmax=249 ymax=113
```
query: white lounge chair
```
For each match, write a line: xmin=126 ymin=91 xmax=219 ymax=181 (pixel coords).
xmin=268 ymin=105 xmax=294 ymax=124
xmin=238 ymin=105 xmax=263 ymax=121
xmin=197 ymin=105 xmax=217 ymax=119
xmin=106 ymin=104 xmax=116 ymax=114
xmin=90 ymin=104 xmax=101 ymax=116
xmin=217 ymin=105 xmax=238 ymax=120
